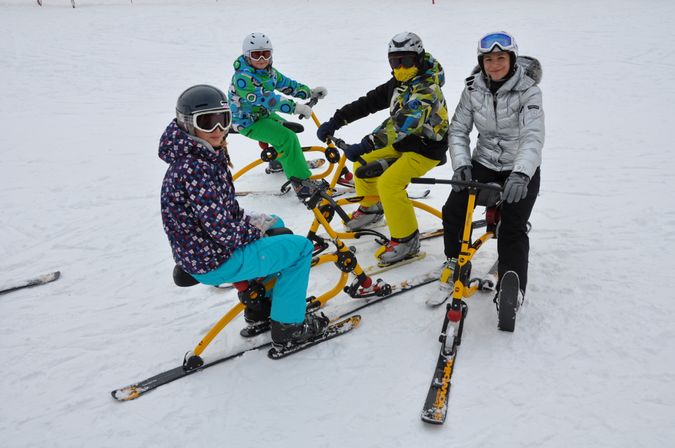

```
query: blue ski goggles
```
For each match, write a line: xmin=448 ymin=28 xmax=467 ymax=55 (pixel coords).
xmin=478 ymin=32 xmax=516 ymax=54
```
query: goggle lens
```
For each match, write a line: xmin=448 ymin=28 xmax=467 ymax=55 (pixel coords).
xmin=249 ymin=50 xmax=272 ymax=61
xmin=388 ymin=54 xmax=418 ymax=69
xmin=479 ymin=33 xmax=514 ymax=53
xmin=194 ymin=111 xmax=231 ymax=133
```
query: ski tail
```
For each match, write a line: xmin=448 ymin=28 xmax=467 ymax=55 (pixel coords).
xmin=0 ymin=271 xmax=61 ymax=296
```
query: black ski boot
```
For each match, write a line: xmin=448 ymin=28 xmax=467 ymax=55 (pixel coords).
xmin=270 ymin=313 xmax=330 ymax=349
xmin=495 ymin=270 xmax=523 ymax=332
xmin=240 ymin=299 xmax=272 ymax=337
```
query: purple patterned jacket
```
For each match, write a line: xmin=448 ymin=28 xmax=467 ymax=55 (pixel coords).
xmin=159 ymin=120 xmax=262 ymax=274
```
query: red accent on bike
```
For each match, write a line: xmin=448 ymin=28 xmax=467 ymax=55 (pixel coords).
xmin=233 ymin=281 xmax=249 ymax=292
xmin=447 ymin=309 xmax=462 ymax=322
xmin=486 ymin=206 xmax=501 ymax=226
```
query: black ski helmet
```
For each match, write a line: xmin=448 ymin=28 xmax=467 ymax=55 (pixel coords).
xmin=176 ymin=85 xmax=230 ymax=136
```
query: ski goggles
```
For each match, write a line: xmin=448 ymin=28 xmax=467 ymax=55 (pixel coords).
xmin=193 ymin=109 xmax=232 ymax=133
xmin=478 ymin=32 xmax=516 ymax=54
xmin=248 ymin=50 xmax=272 ymax=61
xmin=388 ymin=52 xmax=418 ymax=69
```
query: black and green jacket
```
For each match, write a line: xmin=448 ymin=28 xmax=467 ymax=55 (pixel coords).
xmin=331 ymin=52 xmax=449 ymax=162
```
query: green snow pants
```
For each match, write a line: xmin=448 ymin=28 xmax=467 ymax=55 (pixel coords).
xmin=240 ymin=114 xmax=311 ymax=181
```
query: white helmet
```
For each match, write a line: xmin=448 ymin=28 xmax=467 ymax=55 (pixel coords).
xmin=388 ymin=32 xmax=424 ymax=55
xmin=242 ymin=32 xmax=273 ymax=58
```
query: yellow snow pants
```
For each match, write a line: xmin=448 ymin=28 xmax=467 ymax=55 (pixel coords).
xmin=354 ymin=146 xmax=439 ymax=239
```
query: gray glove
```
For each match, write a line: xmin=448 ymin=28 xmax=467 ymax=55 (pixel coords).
xmin=311 ymin=86 xmax=328 ymax=100
xmin=451 ymin=166 xmax=473 ymax=192
xmin=247 ymin=212 xmax=279 ymax=234
xmin=503 ymin=172 xmax=530 ymax=203
xmin=293 ymin=103 xmax=313 ymax=119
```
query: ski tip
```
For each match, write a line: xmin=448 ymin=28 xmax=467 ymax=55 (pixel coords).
xmin=344 ymin=314 xmax=362 ymax=327
xmin=111 ymin=386 xmax=142 ymax=402
xmin=37 ymin=271 xmax=61 ymax=283
xmin=421 ymin=412 xmax=446 ymax=425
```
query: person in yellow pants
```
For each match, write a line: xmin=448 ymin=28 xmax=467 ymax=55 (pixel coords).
xmin=355 ymin=147 xmax=439 ymax=241
xmin=317 ymin=32 xmax=449 ymax=264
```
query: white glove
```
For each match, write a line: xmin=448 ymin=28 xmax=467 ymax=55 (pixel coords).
xmin=293 ymin=103 xmax=313 ymax=119
xmin=311 ymin=86 xmax=328 ymax=100
xmin=247 ymin=212 xmax=279 ymax=234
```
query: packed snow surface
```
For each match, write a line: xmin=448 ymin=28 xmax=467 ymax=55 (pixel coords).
xmin=1 ymin=0 xmax=674 ymax=447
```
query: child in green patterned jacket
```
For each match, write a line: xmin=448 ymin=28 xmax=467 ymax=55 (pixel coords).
xmin=228 ymin=32 xmax=327 ymax=199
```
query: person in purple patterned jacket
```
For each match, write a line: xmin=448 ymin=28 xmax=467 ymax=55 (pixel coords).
xmin=159 ymin=84 xmax=328 ymax=348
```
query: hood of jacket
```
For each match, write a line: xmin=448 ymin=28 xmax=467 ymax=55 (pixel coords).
xmin=158 ymin=119 xmax=225 ymax=166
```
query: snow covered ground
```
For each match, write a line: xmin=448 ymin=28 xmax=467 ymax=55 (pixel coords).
xmin=1 ymin=0 xmax=675 ymax=446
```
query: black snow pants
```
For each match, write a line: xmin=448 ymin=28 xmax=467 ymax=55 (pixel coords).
xmin=441 ymin=161 xmax=540 ymax=292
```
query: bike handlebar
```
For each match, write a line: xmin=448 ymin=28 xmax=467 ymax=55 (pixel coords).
xmin=411 ymin=177 xmax=503 ymax=192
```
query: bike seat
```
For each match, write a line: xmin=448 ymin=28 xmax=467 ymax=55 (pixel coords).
xmin=173 ymin=265 xmax=199 ymax=287
xmin=476 ymin=184 xmax=502 ymax=208
xmin=283 ymin=121 xmax=304 ymax=133
xmin=355 ymin=158 xmax=398 ymax=179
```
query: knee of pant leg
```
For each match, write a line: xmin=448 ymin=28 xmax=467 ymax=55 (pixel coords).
xmin=377 ymin=168 xmax=410 ymax=192
xmin=299 ymin=236 xmax=314 ymax=258
xmin=442 ymin=192 xmax=468 ymax=222
xmin=497 ymin=223 xmax=529 ymax=241
xmin=276 ymin=128 xmax=299 ymax=149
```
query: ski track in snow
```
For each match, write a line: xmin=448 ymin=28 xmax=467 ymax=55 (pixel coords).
xmin=1 ymin=0 xmax=675 ymax=447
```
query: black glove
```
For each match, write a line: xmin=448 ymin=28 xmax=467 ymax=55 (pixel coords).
xmin=317 ymin=117 xmax=340 ymax=143
xmin=503 ymin=172 xmax=530 ymax=203
xmin=344 ymin=135 xmax=374 ymax=163
xmin=451 ymin=166 xmax=473 ymax=192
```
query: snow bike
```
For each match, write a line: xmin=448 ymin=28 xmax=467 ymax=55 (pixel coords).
xmin=410 ymin=177 xmax=523 ymax=424
xmin=302 ymin=137 xmax=443 ymax=270
xmin=231 ymin=97 xmax=354 ymax=195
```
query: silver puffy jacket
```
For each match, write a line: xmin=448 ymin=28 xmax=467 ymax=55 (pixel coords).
xmin=448 ymin=57 xmax=544 ymax=178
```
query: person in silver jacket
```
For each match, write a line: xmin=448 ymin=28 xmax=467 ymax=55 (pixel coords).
xmin=440 ymin=31 xmax=544 ymax=305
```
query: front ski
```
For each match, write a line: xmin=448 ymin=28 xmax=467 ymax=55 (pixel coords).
xmin=496 ymin=270 xmax=520 ymax=332
xmin=112 ymin=316 xmax=361 ymax=401
xmin=111 ymin=341 xmax=272 ymax=401
xmin=112 ymin=273 xmax=435 ymax=401
xmin=364 ymin=252 xmax=427 ymax=276
xmin=0 ymin=271 xmax=61 ymax=296
xmin=421 ymin=302 xmax=467 ymax=424
xmin=267 ymin=315 xmax=361 ymax=359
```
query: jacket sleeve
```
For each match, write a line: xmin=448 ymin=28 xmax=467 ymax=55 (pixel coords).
xmin=448 ymin=87 xmax=474 ymax=170
xmin=332 ymin=78 xmax=396 ymax=126
xmin=513 ymin=86 xmax=545 ymax=178
xmin=231 ymin=70 xmax=297 ymax=115
xmin=184 ymin=161 xmax=262 ymax=250
xmin=273 ymin=68 xmax=312 ymax=101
